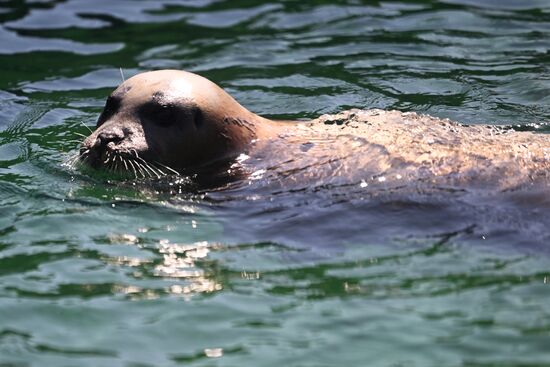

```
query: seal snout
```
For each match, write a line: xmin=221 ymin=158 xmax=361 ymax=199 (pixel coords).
xmin=97 ymin=129 xmax=126 ymax=153
xmin=80 ymin=125 xmax=131 ymax=169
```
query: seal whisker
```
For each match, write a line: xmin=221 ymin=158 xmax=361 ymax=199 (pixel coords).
xmin=79 ymin=121 xmax=93 ymax=134
xmin=134 ymin=159 xmax=151 ymax=178
xmin=103 ymin=152 xmax=111 ymax=165
xmin=119 ymin=155 xmax=132 ymax=178
xmin=127 ymin=159 xmax=139 ymax=179
xmin=62 ymin=153 xmax=80 ymax=168
xmin=132 ymin=159 xmax=147 ymax=178
xmin=70 ymin=154 xmax=81 ymax=165
xmin=105 ymin=154 xmax=114 ymax=172
xmin=78 ymin=151 xmax=90 ymax=163
xmin=132 ymin=160 xmax=145 ymax=178
xmin=142 ymin=161 xmax=160 ymax=179
xmin=117 ymin=155 xmax=125 ymax=174
xmin=141 ymin=162 xmax=154 ymax=179
xmin=130 ymin=149 xmax=161 ymax=178
xmin=143 ymin=161 xmax=164 ymax=178
xmin=122 ymin=157 xmax=130 ymax=173
xmin=150 ymin=163 xmax=170 ymax=177
xmin=75 ymin=157 xmax=86 ymax=168
xmin=153 ymin=161 xmax=180 ymax=176
xmin=113 ymin=155 xmax=120 ymax=174
xmin=120 ymin=67 xmax=126 ymax=83
xmin=77 ymin=150 xmax=90 ymax=166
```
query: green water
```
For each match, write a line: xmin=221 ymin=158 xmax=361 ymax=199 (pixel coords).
xmin=1 ymin=1 xmax=550 ymax=366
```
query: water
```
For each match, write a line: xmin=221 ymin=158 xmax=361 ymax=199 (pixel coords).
xmin=1 ymin=0 xmax=550 ymax=366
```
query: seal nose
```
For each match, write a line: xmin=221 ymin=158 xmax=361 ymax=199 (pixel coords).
xmin=79 ymin=127 xmax=127 ymax=169
xmin=97 ymin=130 xmax=124 ymax=148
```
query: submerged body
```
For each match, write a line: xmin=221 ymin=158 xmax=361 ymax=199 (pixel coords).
xmin=80 ymin=70 xmax=549 ymax=194
xmin=273 ymin=109 xmax=549 ymax=192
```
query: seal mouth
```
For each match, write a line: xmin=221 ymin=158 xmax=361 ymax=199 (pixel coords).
xmin=78 ymin=147 xmax=179 ymax=180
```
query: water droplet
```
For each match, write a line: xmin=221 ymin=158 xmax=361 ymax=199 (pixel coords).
xmin=205 ymin=348 xmax=223 ymax=358
xmin=236 ymin=153 xmax=250 ymax=162
xmin=250 ymin=169 xmax=266 ymax=180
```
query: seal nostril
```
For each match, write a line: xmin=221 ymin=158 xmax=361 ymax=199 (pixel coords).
xmin=98 ymin=130 xmax=124 ymax=146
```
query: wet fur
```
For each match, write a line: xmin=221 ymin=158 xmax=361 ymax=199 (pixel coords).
xmin=77 ymin=70 xmax=549 ymax=195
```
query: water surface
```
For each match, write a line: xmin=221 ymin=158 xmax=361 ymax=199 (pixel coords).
xmin=1 ymin=1 xmax=550 ymax=366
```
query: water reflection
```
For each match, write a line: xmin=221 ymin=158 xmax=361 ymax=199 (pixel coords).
xmin=158 ymin=245 xmax=223 ymax=295
xmin=106 ymin=235 xmax=222 ymax=298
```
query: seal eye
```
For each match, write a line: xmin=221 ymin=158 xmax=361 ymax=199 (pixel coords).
xmin=155 ymin=104 xmax=177 ymax=127
xmin=140 ymin=102 xmax=178 ymax=128
xmin=194 ymin=107 xmax=203 ymax=129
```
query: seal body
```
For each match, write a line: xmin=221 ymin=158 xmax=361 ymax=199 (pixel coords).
xmin=285 ymin=109 xmax=550 ymax=192
xmin=80 ymin=70 xmax=549 ymax=192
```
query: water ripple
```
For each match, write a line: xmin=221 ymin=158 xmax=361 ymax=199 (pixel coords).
xmin=1 ymin=1 xmax=550 ymax=366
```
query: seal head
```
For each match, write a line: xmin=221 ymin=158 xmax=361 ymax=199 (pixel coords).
xmin=80 ymin=70 xmax=272 ymax=176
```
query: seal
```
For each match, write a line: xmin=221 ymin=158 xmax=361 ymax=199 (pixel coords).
xmin=79 ymin=70 xmax=284 ymax=178
xmin=79 ymin=69 xmax=549 ymax=192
